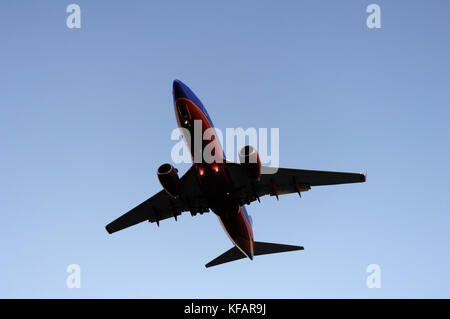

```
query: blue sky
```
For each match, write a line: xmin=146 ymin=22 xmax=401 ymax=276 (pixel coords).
xmin=1 ymin=1 xmax=449 ymax=298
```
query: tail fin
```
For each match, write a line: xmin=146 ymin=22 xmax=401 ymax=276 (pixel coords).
xmin=205 ymin=242 xmax=304 ymax=268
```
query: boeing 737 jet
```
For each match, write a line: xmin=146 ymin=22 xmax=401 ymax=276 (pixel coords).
xmin=105 ymin=80 xmax=366 ymax=267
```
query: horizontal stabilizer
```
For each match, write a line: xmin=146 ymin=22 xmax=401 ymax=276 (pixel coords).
xmin=205 ymin=241 xmax=304 ymax=268
xmin=205 ymin=246 xmax=246 ymax=268
xmin=254 ymin=241 xmax=304 ymax=256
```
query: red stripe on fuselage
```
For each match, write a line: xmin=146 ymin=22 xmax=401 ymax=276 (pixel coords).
xmin=174 ymin=97 xmax=254 ymax=258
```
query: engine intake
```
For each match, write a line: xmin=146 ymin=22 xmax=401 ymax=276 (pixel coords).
xmin=239 ymin=145 xmax=261 ymax=180
xmin=157 ymin=163 xmax=180 ymax=198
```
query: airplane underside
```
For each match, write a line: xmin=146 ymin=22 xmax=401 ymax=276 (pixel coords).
xmin=105 ymin=79 xmax=366 ymax=268
xmin=216 ymin=206 xmax=254 ymax=259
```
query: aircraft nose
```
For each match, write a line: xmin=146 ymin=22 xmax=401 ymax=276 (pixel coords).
xmin=173 ymin=79 xmax=187 ymax=101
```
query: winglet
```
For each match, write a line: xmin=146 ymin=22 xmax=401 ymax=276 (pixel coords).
xmin=360 ymin=173 xmax=367 ymax=183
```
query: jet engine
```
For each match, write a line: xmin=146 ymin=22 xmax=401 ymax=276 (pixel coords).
xmin=157 ymin=163 xmax=180 ymax=198
xmin=238 ymin=145 xmax=261 ymax=180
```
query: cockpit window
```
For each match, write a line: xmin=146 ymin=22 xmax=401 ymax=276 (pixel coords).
xmin=178 ymin=104 xmax=190 ymax=123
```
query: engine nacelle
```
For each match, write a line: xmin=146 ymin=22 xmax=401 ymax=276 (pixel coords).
xmin=157 ymin=163 xmax=180 ymax=198
xmin=238 ymin=145 xmax=261 ymax=180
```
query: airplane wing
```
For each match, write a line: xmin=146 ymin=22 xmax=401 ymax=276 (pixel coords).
xmin=105 ymin=167 xmax=209 ymax=233
xmin=226 ymin=162 xmax=366 ymax=204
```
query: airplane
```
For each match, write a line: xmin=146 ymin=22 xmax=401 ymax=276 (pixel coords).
xmin=105 ymin=79 xmax=366 ymax=268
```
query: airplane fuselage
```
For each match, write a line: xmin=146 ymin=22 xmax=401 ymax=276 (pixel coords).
xmin=173 ymin=80 xmax=254 ymax=259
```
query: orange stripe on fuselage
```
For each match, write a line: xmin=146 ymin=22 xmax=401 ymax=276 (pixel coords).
xmin=217 ymin=206 xmax=255 ymax=258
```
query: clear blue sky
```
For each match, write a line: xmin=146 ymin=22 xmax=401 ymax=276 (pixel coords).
xmin=1 ymin=1 xmax=449 ymax=298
